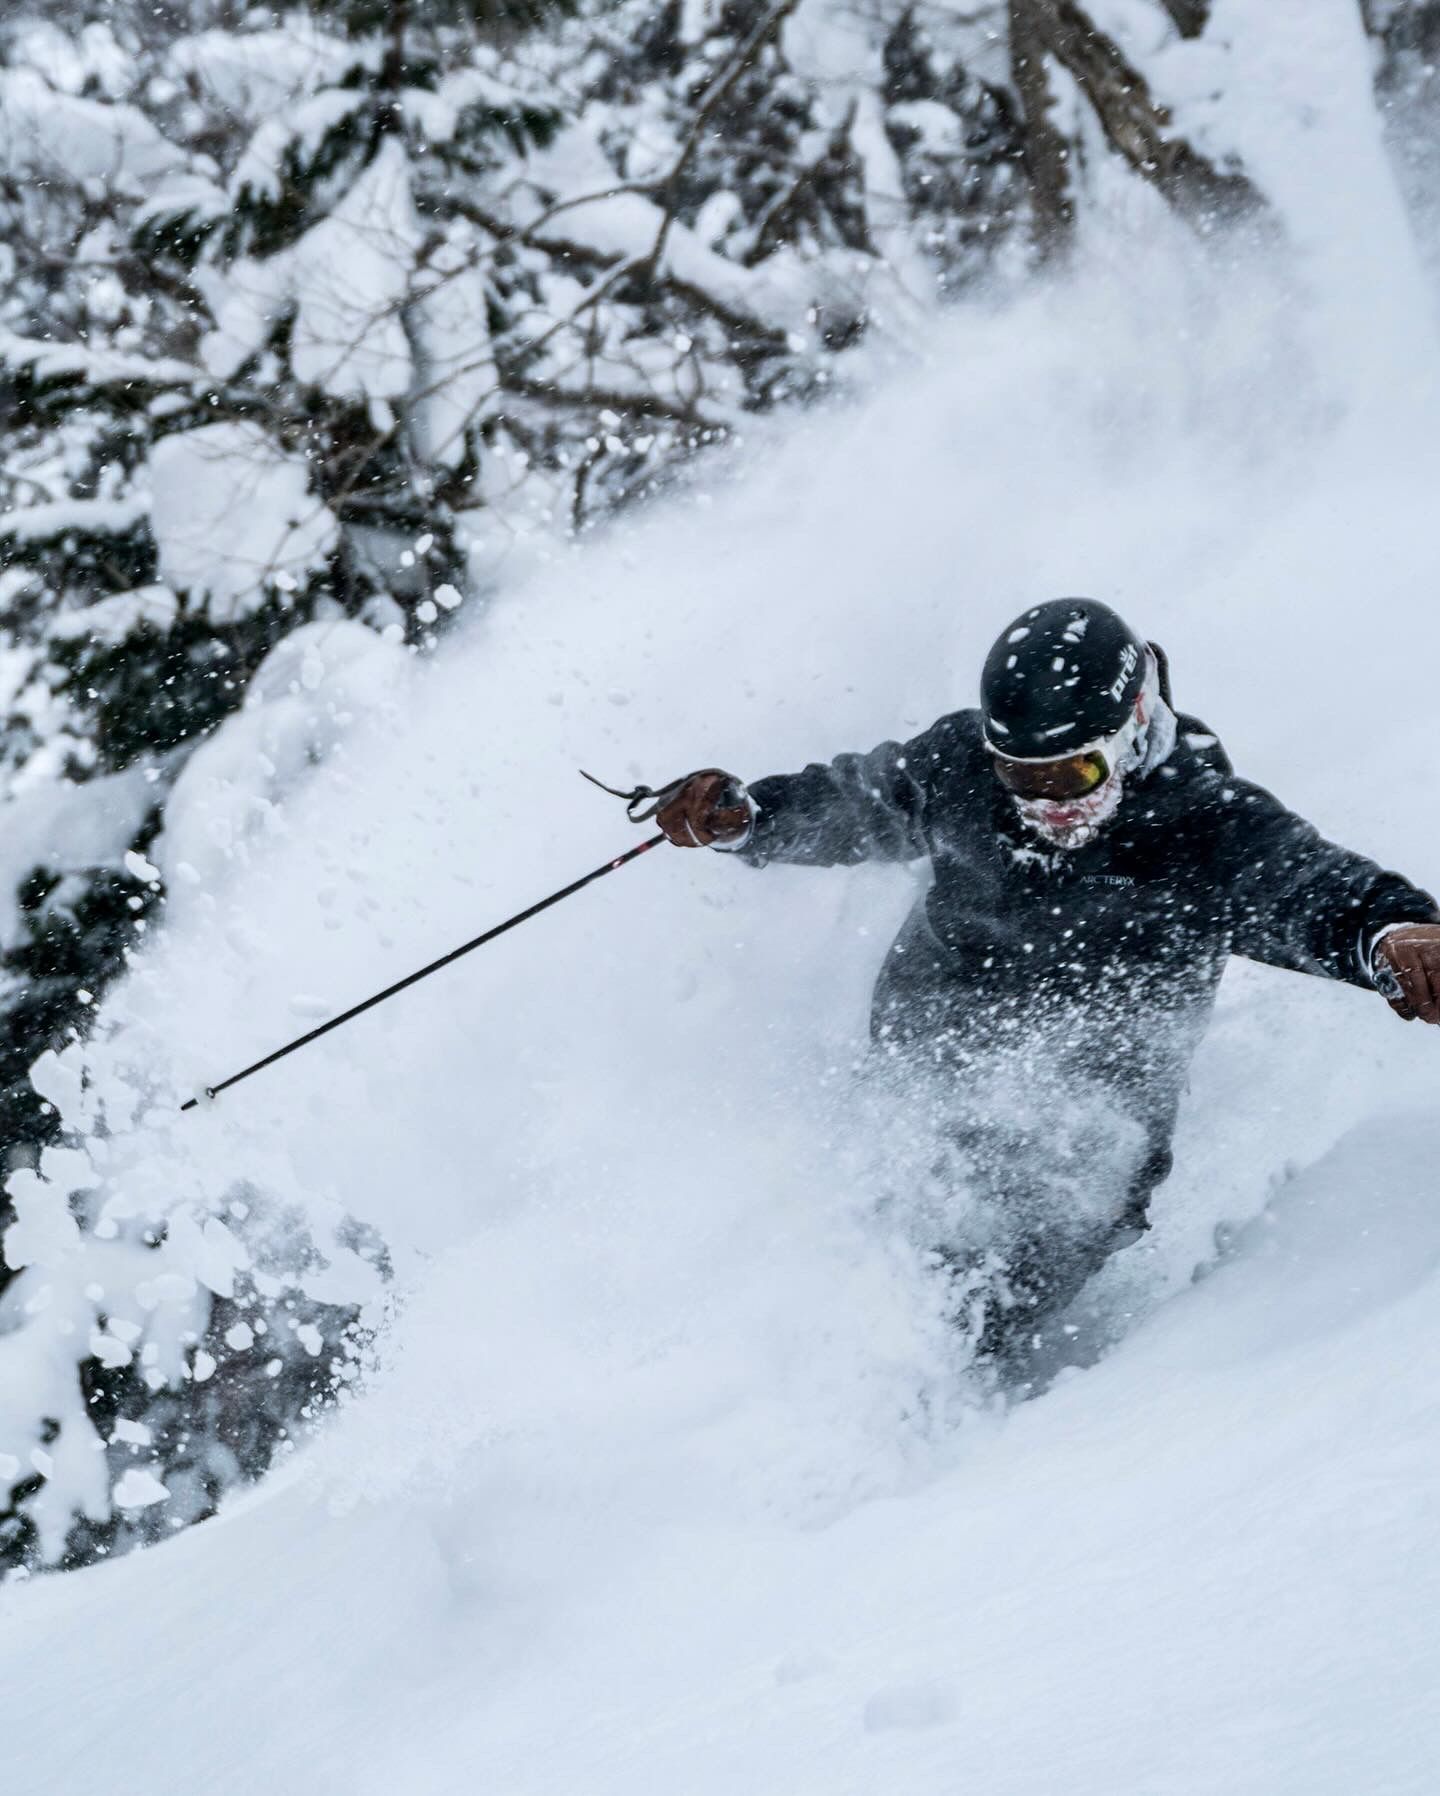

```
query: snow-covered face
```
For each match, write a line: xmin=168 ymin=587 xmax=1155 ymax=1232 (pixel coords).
xmin=1014 ymin=770 xmax=1126 ymax=849
xmin=1007 ymin=653 xmax=1167 ymax=850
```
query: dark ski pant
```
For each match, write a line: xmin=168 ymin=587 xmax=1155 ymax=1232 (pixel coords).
xmin=959 ymin=1135 xmax=1171 ymax=1370
xmin=869 ymin=962 xmax=1190 ymax=1373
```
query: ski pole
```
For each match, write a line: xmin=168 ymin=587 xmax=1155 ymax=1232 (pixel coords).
xmin=181 ymin=833 xmax=667 ymax=1112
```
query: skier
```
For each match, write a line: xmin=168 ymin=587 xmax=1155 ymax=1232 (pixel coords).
xmin=652 ymin=598 xmax=1440 ymax=1373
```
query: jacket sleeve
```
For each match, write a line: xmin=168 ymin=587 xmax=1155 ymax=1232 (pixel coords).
xmin=738 ymin=732 xmax=933 ymax=868
xmin=1207 ymin=775 xmax=1438 ymax=989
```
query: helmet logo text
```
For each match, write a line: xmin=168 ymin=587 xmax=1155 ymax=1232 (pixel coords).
xmin=1107 ymin=642 xmax=1138 ymax=701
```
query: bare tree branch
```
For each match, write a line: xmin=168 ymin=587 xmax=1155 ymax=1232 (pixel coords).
xmin=501 ymin=373 xmax=714 ymax=427
xmin=743 ymin=100 xmax=864 ymax=267
xmin=643 ymin=0 xmax=803 ymax=278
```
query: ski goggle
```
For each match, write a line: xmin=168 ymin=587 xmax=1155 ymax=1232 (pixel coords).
xmin=986 ymin=651 xmax=1154 ymax=803
xmin=988 ymin=747 xmax=1112 ymax=802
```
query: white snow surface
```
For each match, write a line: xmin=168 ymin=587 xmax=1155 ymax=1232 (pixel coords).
xmin=3 ymin=2 xmax=1440 ymax=1788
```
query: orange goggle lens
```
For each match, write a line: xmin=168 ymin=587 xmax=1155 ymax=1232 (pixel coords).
xmin=990 ymin=749 xmax=1110 ymax=801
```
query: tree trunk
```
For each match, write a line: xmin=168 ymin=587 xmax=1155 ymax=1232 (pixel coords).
xmin=382 ymin=0 xmax=411 ymax=96
xmin=1156 ymin=0 xmax=1210 ymax=37
xmin=1033 ymin=0 xmax=1268 ymax=228
xmin=1008 ymin=0 xmax=1075 ymax=258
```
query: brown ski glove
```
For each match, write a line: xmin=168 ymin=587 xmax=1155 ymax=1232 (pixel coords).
xmin=654 ymin=769 xmax=752 ymax=848
xmin=1373 ymin=922 xmax=1440 ymax=1024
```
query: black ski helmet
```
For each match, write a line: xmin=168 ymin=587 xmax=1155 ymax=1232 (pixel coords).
xmin=981 ymin=598 xmax=1148 ymax=760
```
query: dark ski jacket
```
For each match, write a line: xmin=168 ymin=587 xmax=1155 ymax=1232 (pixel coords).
xmin=739 ymin=708 xmax=1437 ymax=1130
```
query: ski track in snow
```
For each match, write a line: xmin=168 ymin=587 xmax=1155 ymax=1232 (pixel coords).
xmin=3 ymin=2 xmax=1440 ymax=1788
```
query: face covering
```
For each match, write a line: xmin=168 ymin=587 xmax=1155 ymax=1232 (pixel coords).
xmin=1012 ymin=651 xmax=1176 ymax=850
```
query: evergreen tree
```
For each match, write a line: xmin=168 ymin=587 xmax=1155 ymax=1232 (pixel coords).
xmin=0 ymin=1 xmax=573 ymax=1571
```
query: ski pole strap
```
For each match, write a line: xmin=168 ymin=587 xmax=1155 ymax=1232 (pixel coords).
xmin=181 ymin=832 xmax=667 ymax=1113
xmin=580 ymin=768 xmax=747 ymax=824
xmin=579 ymin=768 xmax=688 ymax=824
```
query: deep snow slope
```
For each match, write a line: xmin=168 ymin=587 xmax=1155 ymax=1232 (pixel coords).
xmin=3 ymin=1 xmax=1440 ymax=1790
